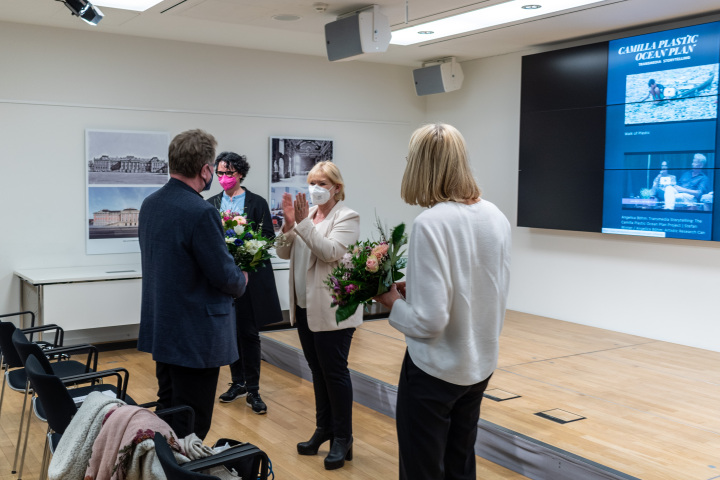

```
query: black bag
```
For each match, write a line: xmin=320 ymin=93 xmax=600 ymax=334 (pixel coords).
xmin=194 ymin=438 xmax=269 ymax=480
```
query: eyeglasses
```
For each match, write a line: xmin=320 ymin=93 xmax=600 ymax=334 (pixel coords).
xmin=216 ymin=170 xmax=237 ymax=176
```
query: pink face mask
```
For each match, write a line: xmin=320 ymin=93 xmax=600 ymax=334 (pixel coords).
xmin=218 ymin=175 xmax=238 ymax=190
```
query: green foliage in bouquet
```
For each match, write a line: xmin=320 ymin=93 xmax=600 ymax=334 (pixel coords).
xmin=325 ymin=221 xmax=408 ymax=324
xmin=220 ymin=210 xmax=275 ymax=273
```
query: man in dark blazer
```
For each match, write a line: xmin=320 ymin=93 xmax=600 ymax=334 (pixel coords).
xmin=208 ymin=151 xmax=283 ymax=414
xmin=138 ymin=129 xmax=248 ymax=440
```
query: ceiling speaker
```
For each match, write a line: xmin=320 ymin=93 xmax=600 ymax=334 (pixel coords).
xmin=413 ymin=59 xmax=464 ymax=96
xmin=325 ymin=5 xmax=391 ymax=62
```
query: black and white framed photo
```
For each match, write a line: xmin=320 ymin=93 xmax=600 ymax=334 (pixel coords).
xmin=268 ymin=137 xmax=334 ymax=234
xmin=86 ymin=129 xmax=169 ymax=254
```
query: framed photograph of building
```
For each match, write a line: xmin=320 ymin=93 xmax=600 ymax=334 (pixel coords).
xmin=86 ymin=129 xmax=169 ymax=254
xmin=268 ymin=137 xmax=334 ymax=235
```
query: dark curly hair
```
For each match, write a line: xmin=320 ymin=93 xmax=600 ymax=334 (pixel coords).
xmin=215 ymin=151 xmax=250 ymax=183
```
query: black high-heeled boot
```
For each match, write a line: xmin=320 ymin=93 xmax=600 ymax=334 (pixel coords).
xmin=297 ymin=428 xmax=334 ymax=455
xmin=324 ymin=436 xmax=353 ymax=470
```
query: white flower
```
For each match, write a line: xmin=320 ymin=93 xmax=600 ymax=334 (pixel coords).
xmin=233 ymin=225 xmax=245 ymax=235
xmin=341 ymin=252 xmax=353 ymax=268
xmin=225 ymin=237 xmax=235 ymax=244
xmin=243 ymin=239 xmax=267 ymax=255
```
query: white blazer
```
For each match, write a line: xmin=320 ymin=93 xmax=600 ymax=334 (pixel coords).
xmin=276 ymin=201 xmax=363 ymax=331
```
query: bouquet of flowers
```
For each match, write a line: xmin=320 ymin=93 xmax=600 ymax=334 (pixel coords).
xmin=325 ymin=221 xmax=408 ymax=324
xmin=220 ymin=210 xmax=275 ymax=273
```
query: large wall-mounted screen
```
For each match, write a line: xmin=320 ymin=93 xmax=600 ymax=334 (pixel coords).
xmin=519 ymin=20 xmax=720 ymax=242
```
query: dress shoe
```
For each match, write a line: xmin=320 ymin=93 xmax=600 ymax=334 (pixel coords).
xmin=324 ymin=436 xmax=353 ymax=470
xmin=297 ymin=428 xmax=333 ymax=455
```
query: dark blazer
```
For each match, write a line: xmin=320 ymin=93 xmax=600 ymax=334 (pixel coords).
xmin=138 ymin=178 xmax=247 ymax=368
xmin=208 ymin=188 xmax=283 ymax=326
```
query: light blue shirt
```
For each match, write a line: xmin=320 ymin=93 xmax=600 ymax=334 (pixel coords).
xmin=220 ymin=190 xmax=246 ymax=215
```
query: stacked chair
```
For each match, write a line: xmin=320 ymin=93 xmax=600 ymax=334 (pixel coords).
xmin=0 ymin=311 xmax=62 ymax=430
xmin=4 ymin=310 xmax=271 ymax=480
xmin=23 ymin=352 xmax=185 ymax=480
xmin=0 ymin=311 xmax=98 ymax=478
xmin=25 ymin=352 xmax=270 ymax=480
xmin=10 ymin=327 xmax=105 ymax=479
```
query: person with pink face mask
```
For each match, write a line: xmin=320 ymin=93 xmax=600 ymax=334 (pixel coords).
xmin=207 ymin=151 xmax=283 ymax=415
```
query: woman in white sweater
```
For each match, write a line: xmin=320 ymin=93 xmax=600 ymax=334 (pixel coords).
xmin=276 ymin=161 xmax=361 ymax=471
xmin=375 ymin=123 xmax=511 ymax=480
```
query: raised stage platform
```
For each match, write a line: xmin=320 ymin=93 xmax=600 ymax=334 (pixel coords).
xmin=260 ymin=311 xmax=720 ymax=480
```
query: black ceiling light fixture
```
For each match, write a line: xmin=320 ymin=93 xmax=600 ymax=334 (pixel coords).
xmin=58 ymin=0 xmax=104 ymax=25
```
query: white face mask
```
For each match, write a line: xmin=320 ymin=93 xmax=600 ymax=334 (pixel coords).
xmin=308 ymin=184 xmax=333 ymax=205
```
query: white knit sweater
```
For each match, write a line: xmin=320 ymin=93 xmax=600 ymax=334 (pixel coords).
xmin=389 ymin=200 xmax=511 ymax=386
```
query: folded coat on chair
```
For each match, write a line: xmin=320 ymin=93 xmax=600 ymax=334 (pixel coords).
xmin=83 ymin=405 xmax=205 ymax=480
xmin=48 ymin=391 xmax=126 ymax=480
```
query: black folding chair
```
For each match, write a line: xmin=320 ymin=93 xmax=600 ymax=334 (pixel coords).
xmin=24 ymin=352 xmax=195 ymax=480
xmin=155 ymin=434 xmax=221 ymax=480
xmin=0 ymin=311 xmax=62 ymax=427
xmin=23 ymin=353 xmax=134 ymax=480
xmin=0 ymin=311 xmax=79 ymax=477
xmin=12 ymin=329 xmax=100 ymax=479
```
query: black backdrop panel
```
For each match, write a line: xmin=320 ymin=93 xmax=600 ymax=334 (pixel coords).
xmin=519 ymin=106 xmax=607 ymax=172
xmin=518 ymin=85 xmax=607 ymax=231
xmin=521 ymin=42 xmax=609 ymax=113
xmin=517 ymin=168 xmax=604 ymax=232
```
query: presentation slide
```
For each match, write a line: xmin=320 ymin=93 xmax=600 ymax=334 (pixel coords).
xmin=602 ymin=22 xmax=720 ymax=240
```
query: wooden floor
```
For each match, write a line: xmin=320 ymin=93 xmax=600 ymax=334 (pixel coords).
xmin=264 ymin=311 xmax=720 ymax=480
xmin=1 ymin=311 xmax=717 ymax=480
xmin=0 ymin=339 xmax=522 ymax=479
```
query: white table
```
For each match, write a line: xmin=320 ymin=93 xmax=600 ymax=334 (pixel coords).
xmin=15 ymin=263 xmax=293 ymax=332
xmin=14 ymin=265 xmax=142 ymax=331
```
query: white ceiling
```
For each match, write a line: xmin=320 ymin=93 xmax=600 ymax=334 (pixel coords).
xmin=2 ymin=0 xmax=720 ymax=66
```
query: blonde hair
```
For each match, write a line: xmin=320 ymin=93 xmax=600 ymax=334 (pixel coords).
xmin=307 ymin=161 xmax=346 ymax=201
xmin=401 ymin=123 xmax=480 ymax=207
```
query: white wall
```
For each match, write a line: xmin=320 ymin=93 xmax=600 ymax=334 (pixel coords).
xmin=427 ymin=53 xmax=720 ymax=352
xmin=3 ymin=19 xmax=719 ymax=352
xmin=0 ymin=22 xmax=425 ymax=335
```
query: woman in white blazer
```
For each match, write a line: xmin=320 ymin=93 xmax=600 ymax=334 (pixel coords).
xmin=276 ymin=161 xmax=361 ymax=471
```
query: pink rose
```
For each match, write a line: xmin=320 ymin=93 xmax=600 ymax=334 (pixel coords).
xmin=233 ymin=216 xmax=247 ymax=225
xmin=371 ymin=243 xmax=389 ymax=258
xmin=365 ymin=255 xmax=379 ymax=273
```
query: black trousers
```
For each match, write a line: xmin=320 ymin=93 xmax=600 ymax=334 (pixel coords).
xmin=295 ymin=306 xmax=355 ymax=439
xmin=156 ymin=361 xmax=220 ymax=440
xmin=396 ymin=350 xmax=492 ymax=480
xmin=228 ymin=300 xmax=261 ymax=393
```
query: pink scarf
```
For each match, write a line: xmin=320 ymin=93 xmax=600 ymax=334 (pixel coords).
xmin=84 ymin=405 xmax=183 ymax=480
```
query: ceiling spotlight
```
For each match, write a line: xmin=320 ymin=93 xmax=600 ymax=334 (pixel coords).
xmin=521 ymin=4 xmax=542 ymax=9
xmin=59 ymin=0 xmax=104 ymax=25
xmin=418 ymin=31 xmax=434 ymax=34
xmin=313 ymin=2 xmax=328 ymax=13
